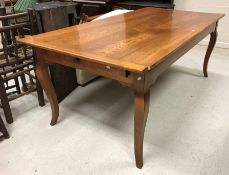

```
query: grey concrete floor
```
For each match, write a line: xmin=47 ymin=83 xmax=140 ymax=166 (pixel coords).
xmin=0 ymin=45 xmax=229 ymax=175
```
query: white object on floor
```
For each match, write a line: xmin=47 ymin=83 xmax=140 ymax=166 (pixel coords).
xmin=94 ymin=9 xmax=133 ymax=21
xmin=75 ymin=9 xmax=133 ymax=85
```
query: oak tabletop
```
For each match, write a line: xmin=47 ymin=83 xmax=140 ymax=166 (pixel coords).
xmin=18 ymin=8 xmax=224 ymax=72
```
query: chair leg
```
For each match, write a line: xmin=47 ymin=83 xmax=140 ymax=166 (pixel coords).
xmin=0 ymin=82 xmax=13 ymax=124
xmin=14 ymin=77 xmax=21 ymax=94
xmin=20 ymin=73 xmax=28 ymax=92
xmin=12 ymin=67 xmax=21 ymax=94
xmin=0 ymin=114 xmax=9 ymax=139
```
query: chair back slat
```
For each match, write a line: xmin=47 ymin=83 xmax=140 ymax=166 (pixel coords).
xmin=0 ymin=60 xmax=34 ymax=75
xmin=0 ymin=12 xmax=28 ymax=20
xmin=0 ymin=22 xmax=30 ymax=33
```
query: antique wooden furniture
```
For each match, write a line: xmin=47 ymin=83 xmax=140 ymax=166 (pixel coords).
xmin=115 ymin=0 xmax=174 ymax=10
xmin=33 ymin=1 xmax=78 ymax=102
xmin=79 ymin=9 xmax=131 ymax=22
xmin=18 ymin=8 xmax=224 ymax=168
xmin=72 ymin=0 xmax=121 ymax=16
xmin=0 ymin=113 xmax=9 ymax=139
xmin=80 ymin=13 xmax=101 ymax=23
xmin=0 ymin=8 xmax=45 ymax=124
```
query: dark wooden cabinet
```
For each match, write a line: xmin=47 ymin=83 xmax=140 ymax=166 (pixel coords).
xmin=73 ymin=0 xmax=121 ymax=16
xmin=73 ymin=0 xmax=174 ymax=18
xmin=115 ymin=0 xmax=174 ymax=10
xmin=34 ymin=1 xmax=78 ymax=103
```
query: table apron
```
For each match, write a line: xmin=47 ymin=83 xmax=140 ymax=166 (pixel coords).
xmin=145 ymin=22 xmax=217 ymax=91
xmin=35 ymin=48 xmax=144 ymax=89
xmin=34 ymin=22 xmax=217 ymax=94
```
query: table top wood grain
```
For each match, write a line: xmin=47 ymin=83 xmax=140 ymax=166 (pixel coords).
xmin=18 ymin=7 xmax=224 ymax=73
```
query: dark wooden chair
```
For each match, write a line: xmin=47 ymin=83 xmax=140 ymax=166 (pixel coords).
xmin=79 ymin=13 xmax=102 ymax=23
xmin=0 ymin=8 xmax=45 ymax=124
xmin=0 ymin=113 xmax=9 ymax=139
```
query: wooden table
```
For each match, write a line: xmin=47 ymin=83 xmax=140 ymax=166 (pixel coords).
xmin=18 ymin=8 xmax=224 ymax=168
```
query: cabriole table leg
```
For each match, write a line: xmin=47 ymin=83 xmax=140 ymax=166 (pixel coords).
xmin=36 ymin=61 xmax=59 ymax=126
xmin=134 ymin=90 xmax=150 ymax=169
xmin=203 ymin=23 xmax=218 ymax=77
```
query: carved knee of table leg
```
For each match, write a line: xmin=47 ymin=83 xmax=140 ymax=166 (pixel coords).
xmin=134 ymin=90 xmax=150 ymax=169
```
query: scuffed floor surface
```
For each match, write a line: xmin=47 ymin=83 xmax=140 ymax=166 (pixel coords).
xmin=0 ymin=45 xmax=229 ymax=175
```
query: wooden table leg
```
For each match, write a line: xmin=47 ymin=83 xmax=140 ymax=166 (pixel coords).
xmin=134 ymin=90 xmax=150 ymax=169
xmin=203 ymin=24 xmax=218 ymax=77
xmin=36 ymin=61 xmax=59 ymax=126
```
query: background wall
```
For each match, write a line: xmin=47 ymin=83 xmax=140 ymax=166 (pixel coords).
xmin=175 ymin=0 xmax=229 ymax=48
